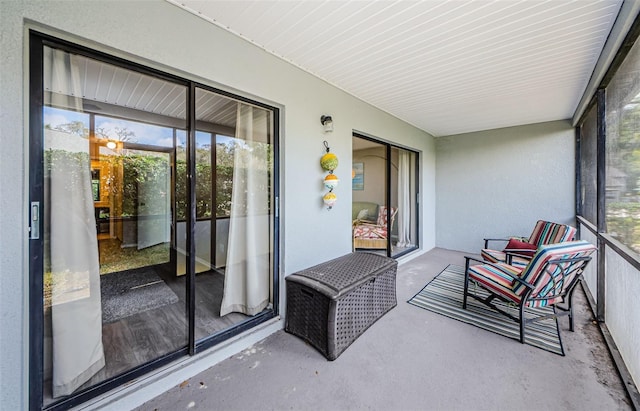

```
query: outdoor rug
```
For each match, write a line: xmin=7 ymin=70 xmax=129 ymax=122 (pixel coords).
xmin=408 ymin=264 xmax=563 ymax=355
xmin=101 ymin=267 xmax=179 ymax=324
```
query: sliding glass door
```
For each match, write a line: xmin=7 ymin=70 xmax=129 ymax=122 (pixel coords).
xmin=191 ymin=87 xmax=275 ymax=341
xmin=30 ymin=33 xmax=278 ymax=410
xmin=352 ymin=134 xmax=419 ymax=258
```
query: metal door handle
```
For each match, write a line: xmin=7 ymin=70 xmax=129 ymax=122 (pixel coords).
xmin=30 ymin=201 xmax=40 ymax=239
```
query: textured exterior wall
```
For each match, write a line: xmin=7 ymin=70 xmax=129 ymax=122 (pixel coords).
xmin=0 ymin=1 xmax=436 ymax=408
xmin=436 ymin=120 xmax=576 ymax=253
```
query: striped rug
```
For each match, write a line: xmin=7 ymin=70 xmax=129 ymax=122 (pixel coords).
xmin=408 ymin=264 xmax=563 ymax=355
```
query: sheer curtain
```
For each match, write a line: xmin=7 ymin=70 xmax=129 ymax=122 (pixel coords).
xmin=220 ymin=103 xmax=270 ymax=316
xmin=46 ymin=47 xmax=105 ymax=397
xmin=396 ymin=150 xmax=412 ymax=248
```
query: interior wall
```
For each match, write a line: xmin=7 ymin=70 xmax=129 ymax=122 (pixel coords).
xmin=353 ymin=147 xmax=386 ymax=206
xmin=435 ymin=120 xmax=576 ymax=253
xmin=0 ymin=1 xmax=436 ymax=409
xmin=352 ymin=147 xmax=400 ymax=209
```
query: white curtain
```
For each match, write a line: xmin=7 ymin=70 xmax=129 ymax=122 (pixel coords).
xmin=220 ymin=103 xmax=271 ymax=316
xmin=46 ymin=48 xmax=105 ymax=397
xmin=396 ymin=150 xmax=412 ymax=248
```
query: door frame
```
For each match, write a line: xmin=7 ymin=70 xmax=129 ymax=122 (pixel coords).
xmin=352 ymin=132 xmax=420 ymax=258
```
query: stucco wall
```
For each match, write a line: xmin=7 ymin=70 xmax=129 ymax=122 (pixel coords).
xmin=0 ymin=0 xmax=436 ymax=408
xmin=435 ymin=120 xmax=576 ymax=253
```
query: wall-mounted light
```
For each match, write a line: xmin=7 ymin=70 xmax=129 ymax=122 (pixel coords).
xmin=106 ymin=140 xmax=117 ymax=150
xmin=321 ymin=115 xmax=333 ymax=132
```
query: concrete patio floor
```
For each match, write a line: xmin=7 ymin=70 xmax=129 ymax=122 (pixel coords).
xmin=135 ymin=248 xmax=632 ymax=411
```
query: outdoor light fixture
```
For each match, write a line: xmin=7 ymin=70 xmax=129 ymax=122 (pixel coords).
xmin=321 ymin=115 xmax=333 ymax=132
xmin=106 ymin=140 xmax=117 ymax=150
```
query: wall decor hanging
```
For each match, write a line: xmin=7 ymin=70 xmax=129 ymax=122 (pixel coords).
xmin=321 ymin=140 xmax=338 ymax=210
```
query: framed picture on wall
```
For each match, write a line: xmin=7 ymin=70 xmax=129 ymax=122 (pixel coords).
xmin=352 ymin=162 xmax=364 ymax=190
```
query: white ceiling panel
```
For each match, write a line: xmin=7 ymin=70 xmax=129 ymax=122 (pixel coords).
xmin=169 ymin=0 xmax=623 ymax=136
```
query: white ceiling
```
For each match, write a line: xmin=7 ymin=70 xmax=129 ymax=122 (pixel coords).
xmin=169 ymin=0 xmax=623 ymax=137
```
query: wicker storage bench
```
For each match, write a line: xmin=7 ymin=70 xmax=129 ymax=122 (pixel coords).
xmin=285 ymin=252 xmax=397 ymax=360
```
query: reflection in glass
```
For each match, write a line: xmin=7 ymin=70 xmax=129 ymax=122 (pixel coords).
xmin=352 ymin=136 xmax=390 ymax=254
xmin=42 ymin=45 xmax=187 ymax=406
xmin=351 ymin=136 xmax=419 ymax=257
xmin=193 ymin=88 xmax=274 ymax=341
xmin=38 ymin=41 xmax=277 ymax=409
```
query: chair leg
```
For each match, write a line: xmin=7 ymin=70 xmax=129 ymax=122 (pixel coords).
xmin=519 ymin=303 xmax=526 ymax=344
xmin=568 ymin=289 xmax=576 ymax=332
xmin=566 ymin=279 xmax=581 ymax=332
xmin=463 ymin=258 xmax=472 ymax=309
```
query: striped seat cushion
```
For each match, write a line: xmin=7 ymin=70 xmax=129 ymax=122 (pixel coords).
xmin=528 ymin=220 xmax=577 ymax=247
xmin=481 ymin=220 xmax=577 ymax=268
xmin=526 ymin=295 xmax=565 ymax=308
xmin=469 ymin=264 xmax=566 ymax=308
xmin=468 ymin=263 xmax=523 ymax=304
xmin=513 ymin=240 xmax=597 ymax=297
xmin=472 ymin=240 xmax=596 ymax=308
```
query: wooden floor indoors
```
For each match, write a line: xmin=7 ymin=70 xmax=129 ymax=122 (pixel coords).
xmin=43 ymin=266 xmax=249 ymax=406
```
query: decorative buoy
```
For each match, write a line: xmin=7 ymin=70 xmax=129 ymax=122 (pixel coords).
xmin=320 ymin=152 xmax=338 ymax=171
xmin=323 ymin=192 xmax=337 ymax=209
xmin=321 ymin=140 xmax=338 ymax=210
xmin=324 ymin=173 xmax=339 ymax=190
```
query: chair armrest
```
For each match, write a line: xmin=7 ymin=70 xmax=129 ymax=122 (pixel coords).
xmin=465 ymin=256 xmax=516 ymax=277
xmin=464 ymin=255 xmax=487 ymax=265
xmin=483 ymin=236 xmax=529 ymax=249
xmin=483 ymin=238 xmax=510 ymax=249
xmin=503 ymin=249 xmax=534 ymax=265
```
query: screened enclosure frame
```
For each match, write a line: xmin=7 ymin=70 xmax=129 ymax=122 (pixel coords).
xmin=574 ymin=14 xmax=640 ymax=409
xmin=28 ymin=31 xmax=281 ymax=411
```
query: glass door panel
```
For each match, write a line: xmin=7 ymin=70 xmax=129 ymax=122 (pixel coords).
xmin=193 ymin=87 xmax=275 ymax=341
xmin=352 ymin=135 xmax=419 ymax=258
xmin=352 ymin=136 xmax=389 ymax=255
xmin=175 ymin=130 xmax=213 ymax=275
xmin=41 ymin=45 xmax=187 ymax=406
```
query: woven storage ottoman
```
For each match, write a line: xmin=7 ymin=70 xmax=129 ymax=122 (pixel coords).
xmin=285 ymin=252 xmax=397 ymax=360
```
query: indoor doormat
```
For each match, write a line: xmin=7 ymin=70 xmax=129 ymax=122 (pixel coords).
xmin=101 ymin=267 xmax=179 ymax=323
xmin=408 ymin=264 xmax=563 ymax=355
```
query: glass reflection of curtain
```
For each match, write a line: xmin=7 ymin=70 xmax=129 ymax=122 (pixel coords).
xmin=220 ymin=104 xmax=270 ymax=316
xmin=397 ymin=151 xmax=412 ymax=247
xmin=46 ymin=48 xmax=105 ymax=397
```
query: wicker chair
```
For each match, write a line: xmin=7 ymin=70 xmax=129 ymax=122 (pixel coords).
xmin=464 ymin=240 xmax=596 ymax=354
xmin=481 ymin=220 xmax=577 ymax=268
xmin=352 ymin=206 xmax=397 ymax=250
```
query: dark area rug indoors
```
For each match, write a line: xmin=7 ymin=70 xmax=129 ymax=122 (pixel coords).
xmin=408 ymin=264 xmax=564 ymax=355
xmin=101 ymin=267 xmax=179 ymax=323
